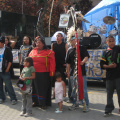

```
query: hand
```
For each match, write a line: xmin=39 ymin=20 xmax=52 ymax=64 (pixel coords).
xmin=108 ymin=62 xmax=117 ymax=68
xmin=5 ymin=69 xmax=9 ymax=72
xmin=80 ymin=61 xmax=84 ymax=65
xmin=21 ymin=78 xmax=26 ymax=81
xmin=67 ymin=73 xmax=70 ymax=80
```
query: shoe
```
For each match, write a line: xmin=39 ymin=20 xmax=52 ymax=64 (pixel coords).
xmin=11 ymin=100 xmax=17 ymax=105
xmin=41 ymin=105 xmax=47 ymax=110
xmin=20 ymin=111 xmax=26 ymax=116
xmin=55 ymin=110 xmax=62 ymax=113
xmin=78 ymin=101 xmax=83 ymax=105
xmin=0 ymin=99 xmax=4 ymax=104
xmin=24 ymin=113 xmax=32 ymax=117
xmin=83 ymin=106 xmax=89 ymax=112
xmin=32 ymin=102 xmax=38 ymax=107
xmin=75 ymin=103 xmax=79 ymax=108
xmin=66 ymin=99 xmax=72 ymax=103
xmin=68 ymin=104 xmax=76 ymax=111
xmin=104 ymin=112 xmax=112 ymax=117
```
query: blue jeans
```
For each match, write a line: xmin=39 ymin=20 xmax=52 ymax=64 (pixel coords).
xmin=68 ymin=76 xmax=89 ymax=106
xmin=0 ymin=72 xmax=17 ymax=101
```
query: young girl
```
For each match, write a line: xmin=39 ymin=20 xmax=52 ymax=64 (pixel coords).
xmin=53 ymin=72 xmax=66 ymax=113
xmin=19 ymin=57 xmax=35 ymax=117
xmin=19 ymin=35 xmax=32 ymax=73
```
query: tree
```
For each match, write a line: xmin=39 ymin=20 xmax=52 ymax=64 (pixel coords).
xmin=0 ymin=0 xmax=39 ymax=16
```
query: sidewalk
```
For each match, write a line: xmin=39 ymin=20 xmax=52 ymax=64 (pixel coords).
xmin=0 ymin=79 xmax=120 ymax=120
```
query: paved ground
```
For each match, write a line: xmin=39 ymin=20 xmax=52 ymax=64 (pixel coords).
xmin=0 ymin=69 xmax=120 ymax=120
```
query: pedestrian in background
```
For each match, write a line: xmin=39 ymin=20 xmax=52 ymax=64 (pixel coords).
xmin=5 ymin=37 xmax=16 ymax=50
xmin=5 ymin=37 xmax=16 ymax=78
xmin=0 ymin=36 xmax=17 ymax=105
xmin=53 ymin=72 xmax=66 ymax=113
xmin=19 ymin=35 xmax=32 ymax=73
xmin=100 ymin=35 xmax=120 ymax=117
xmin=19 ymin=57 xmax=35 ymax=117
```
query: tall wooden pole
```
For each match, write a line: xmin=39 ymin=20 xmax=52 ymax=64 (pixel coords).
xmin=48 ymin=0 xmax=54 ymax=37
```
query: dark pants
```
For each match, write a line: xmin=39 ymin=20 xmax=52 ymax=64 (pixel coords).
xmin=105 ymin=77 xmax=120 ymax=113
xmin=0 ymin=72 xmax=17 ymax=101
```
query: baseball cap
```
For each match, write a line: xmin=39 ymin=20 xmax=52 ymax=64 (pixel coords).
xmin=71 ymin=36 xmax=76 ymax=41
xmin=0 ymin=36 xmax=5 ymax=43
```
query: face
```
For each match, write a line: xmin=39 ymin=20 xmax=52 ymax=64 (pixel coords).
xmin=36 ymin=40 xmax=44 ymax=50
xmin=23 ymin=36 xmax=29 ymax=45
xmin=56 ymin=34 xmax=63 ymax=42
xmin=70 ymin=39 xmax=76 ymax=46
xmin=0 ymin=42 xmax=4 ymax=48
xmin=5 ymin=38 xmax=9 ymax=45
xmin=56 ymin=77 xmax=62 ymax=82
xmin=24 ymin=61 xmax=30 ymax=67
xmin=106 ymin=38 xmax=115 ymax=49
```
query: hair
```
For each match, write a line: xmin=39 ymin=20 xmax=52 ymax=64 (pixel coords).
xmin=35 ymin=36 xmax=48 ymax=50
xmin=24 ymin=57 xmax=33 ymax=66
xmin=23 ymin=35 xmax=32 ymax=45
xmin=57 ymin=33 xmax=63 ymax=37
xmin=106 ymin=35 xmax=115 ymax=41
xmin=5 ymin=37 xmax=11 ymax=46
xmin=55 ymin=72 xmax=62 ymax=80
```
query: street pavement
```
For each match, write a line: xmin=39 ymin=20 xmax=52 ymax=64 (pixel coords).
xmin=0 ymin=69 xmax=120 ymax=120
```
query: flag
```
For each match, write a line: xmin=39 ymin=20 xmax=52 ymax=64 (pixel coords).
xmin=75 ymin=32 xmax=84 ymax=100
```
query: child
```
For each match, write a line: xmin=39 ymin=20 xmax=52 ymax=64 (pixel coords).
xmin=19 ymin=57 xmax=35 ymax=117
xmin=19 ymin=35 xmax=32 ymax=73
xmin=53 ymin=72 xmax=66 ymax=113
xmin=100 ymin=35 xmax=120 ymax=117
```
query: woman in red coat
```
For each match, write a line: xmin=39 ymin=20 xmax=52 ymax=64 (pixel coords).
xmin=29 ymin=36 xmax=55 ymax=109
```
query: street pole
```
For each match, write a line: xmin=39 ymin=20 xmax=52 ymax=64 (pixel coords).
xmin=48 ymin=0 xmax=54 ymax=37
xmin=22 ymin=0 xmax=23 ymax=14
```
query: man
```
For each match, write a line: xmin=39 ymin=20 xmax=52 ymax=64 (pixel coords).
xmin=66 ymin=36 xmax=89 ymax=112
xmin=0 ymin=36 xmax=17 ymax=104
xmin=100 ymin=35 xmax=120 ymax=117
xmin=51 ymin=33 xmax=68 ymax=85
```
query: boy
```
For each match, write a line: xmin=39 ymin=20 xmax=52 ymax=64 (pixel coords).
xmin=66 ymin=36 xmax=89 ymax=112
xmin=100 ymin=35 xmax=120 ymax=117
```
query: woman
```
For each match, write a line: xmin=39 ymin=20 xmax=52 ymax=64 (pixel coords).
xmin=19 ymin=35 xmax=32 ymax=73
xmin=29 ymin=36 xmax=55 ymax=109
xmin=5 ymin=37 xmax=16 ymax=78
xmin=5 ymin=37 xmax=16 ymax=50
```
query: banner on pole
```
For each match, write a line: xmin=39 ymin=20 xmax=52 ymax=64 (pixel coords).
xmin=59 ymin=14 xmax=69 ymax=28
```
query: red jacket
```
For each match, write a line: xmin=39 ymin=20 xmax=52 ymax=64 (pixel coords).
xmin=29 ymin=48 xmax=56 ymax=76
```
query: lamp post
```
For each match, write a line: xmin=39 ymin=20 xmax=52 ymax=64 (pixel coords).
xmin=22 ymin=0 xmax=23 ymax=14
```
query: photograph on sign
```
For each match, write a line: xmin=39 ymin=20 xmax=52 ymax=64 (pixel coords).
xmin=59 ymin=14 xmax=69 ymax=28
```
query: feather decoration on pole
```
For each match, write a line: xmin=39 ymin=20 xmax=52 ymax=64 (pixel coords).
xmin=67 ymin=6 xmax=86 ymax=111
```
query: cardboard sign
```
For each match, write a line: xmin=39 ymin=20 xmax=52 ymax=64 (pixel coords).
xmin=12 ymin=49 xmax=19 ymax=63
xmin=86 ymin=49 xmax=106 ymax=79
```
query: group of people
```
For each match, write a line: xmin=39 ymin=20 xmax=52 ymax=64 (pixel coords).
xmin=0 ymin=33 xmax=120 ymax=118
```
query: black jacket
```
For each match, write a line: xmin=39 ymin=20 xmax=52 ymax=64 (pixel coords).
xmin=2 ymin=47 xmax=13 ymax=73
xmin=100 ymin=46 xmax=120 ymax=80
